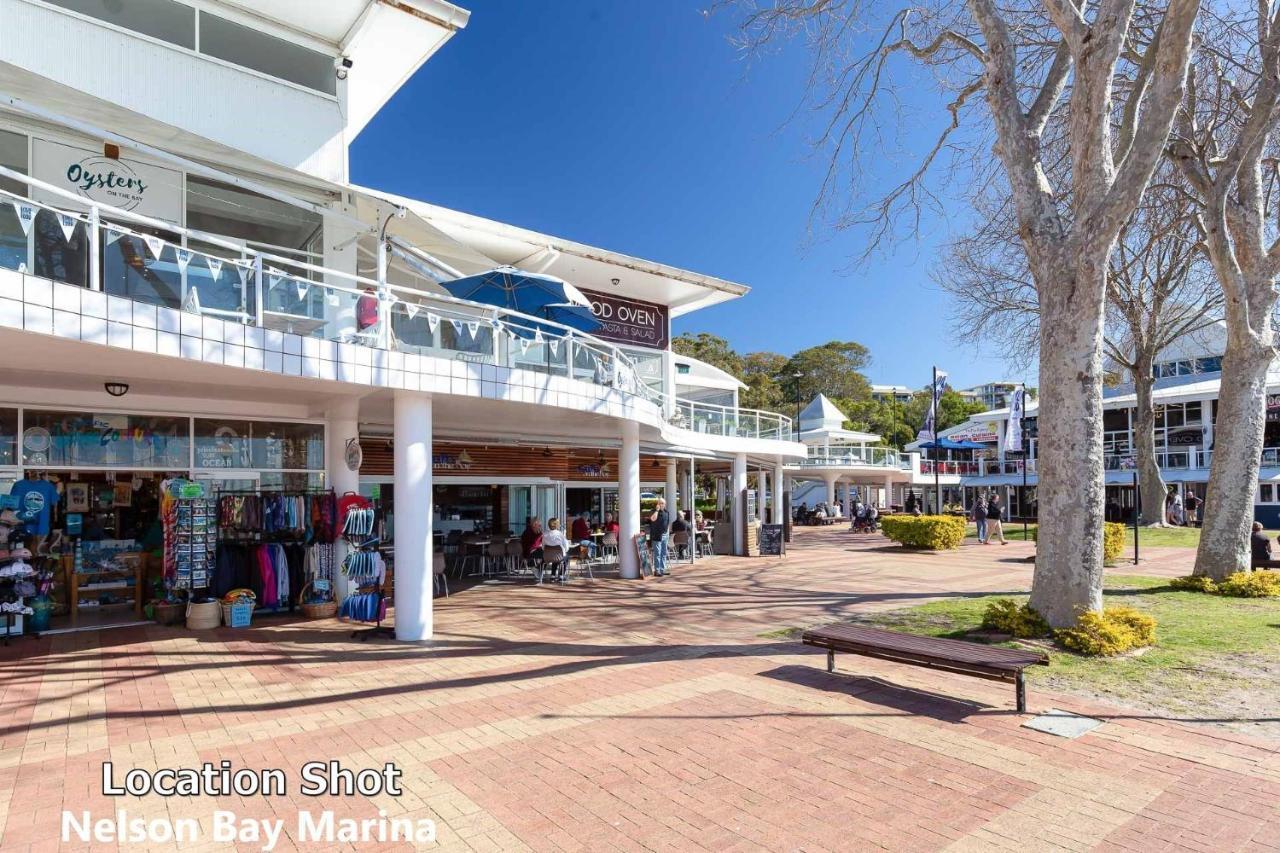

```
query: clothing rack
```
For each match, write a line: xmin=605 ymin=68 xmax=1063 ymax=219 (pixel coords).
xmin=338 ymin=496 xmax=391 ymax=640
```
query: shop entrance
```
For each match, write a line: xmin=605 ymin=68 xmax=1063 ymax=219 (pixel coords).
xmin=565 ymin=486 xmax=618 ymax=525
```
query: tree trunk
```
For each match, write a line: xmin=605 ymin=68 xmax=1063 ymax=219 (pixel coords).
xmin=1132 ymin=352 xmax=1167 ymax=527
xmin=1194 ymin=340 xmax=1272 ymax=580
xmin=1028 ymin=256 xmax=1107 ymax=627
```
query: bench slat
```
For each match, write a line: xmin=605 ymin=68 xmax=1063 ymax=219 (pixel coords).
xmin=802 ymin=624 xmax=1048 ymax=671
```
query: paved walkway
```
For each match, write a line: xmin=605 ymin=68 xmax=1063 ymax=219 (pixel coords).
xmin=2 ymin=529 xmax=1276 ymax=852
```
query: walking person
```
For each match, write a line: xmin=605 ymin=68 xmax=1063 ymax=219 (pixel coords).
xmin=986 ymin=494 xmax=1007 ymax=545
xmin=649 ymin=498 xmax=671 ymax=577
xmin=972 ymin=492 xmax=988 ymax=544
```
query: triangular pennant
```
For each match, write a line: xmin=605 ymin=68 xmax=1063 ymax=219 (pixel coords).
xmin=426 ymin=313 xmax=439 ymax=333
xmin=267 ymin=268 xmax=283 ymax=291
xmin=57 ymin=214 xmax=77 ymax=243
xmin=404 ymin=302 xmax=420 ymax=320
xmin=141 ymin=233 xmax=164 ymax=259
xmin=105 ymin=226 xmax=122 ymax=246
xmin=206 ymin=257 xmax=223 ymax=280
xmin=12 ymin=203 xmax=35 ymax=236
xmin=449 ymin=319 xmax=462 ymax=336
xmin=235 ymin=262 xmax=248 ymax=285
xmin=175 ymin=248 xmax=192 ymax=274
xmin=548 ymin=339 xmax=559 ymax=357
xmin=534 ymin=329 xmax=544 ymax=344
xmin=466 ymin=320 xmax=479 ymax=338
xmin=295 ymin=279 xmax=310 ymax=301
xmin=181 ymin=287 xmax=202 ymax=315
xmin=519 ymin=337 xmax=530 ymax=354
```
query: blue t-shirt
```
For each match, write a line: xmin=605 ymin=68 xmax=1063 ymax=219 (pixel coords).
xmin=10 ymin=479 xmax=59 ymax=536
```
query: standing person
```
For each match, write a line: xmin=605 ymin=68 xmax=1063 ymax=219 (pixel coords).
xmin=648 ymin=498 xmax=670 ymax=577
xmin=973 ymin=491 xmax=988 ymax=544
xmin=1195 ymin=495 xmax=1206 ymax=528
xmin=1172 ymin=491 xmax=1186 ymax=526
xmin=1251 ymin=521 xmax=1271 ymax=565
xmin=986 ymin=494 xmax=1007 ymax=545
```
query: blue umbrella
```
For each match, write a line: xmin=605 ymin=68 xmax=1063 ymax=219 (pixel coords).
xmin=441 ymin=266 xmax=600 ymax=334
xmin=918 ymin=438 xmax=989 ymax=451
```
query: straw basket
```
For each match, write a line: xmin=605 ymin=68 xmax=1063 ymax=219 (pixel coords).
xmin=221 ymin=600 xmax=255 ymax=626
xmin=185 ymin=600 xmax=221 ymax=630
xmin=153 ymin=601 xmax=185 ymax=626
xmin=299 ymin=582 xmax=337 ymax=619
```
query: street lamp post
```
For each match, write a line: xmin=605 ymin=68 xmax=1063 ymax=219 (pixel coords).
xmin=792 ymin=372 xmax=803 ymax=441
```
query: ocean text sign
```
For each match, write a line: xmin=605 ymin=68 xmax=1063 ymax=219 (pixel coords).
xmin=580 ymin=289 xmax=669 ymax=350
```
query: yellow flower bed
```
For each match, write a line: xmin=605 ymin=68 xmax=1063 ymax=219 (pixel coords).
xmin=980 ymin=599 xmax=1050 ymax=638
xmin=1056 ymin=605 xmax=1157 ymax=656
xmin=879 ymin=514 xmax=967 ymax=550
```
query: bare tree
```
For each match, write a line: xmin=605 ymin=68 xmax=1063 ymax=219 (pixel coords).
xmin=1169 ymin=2 xmax=1280 ymax=580
xmin=729 ymin=0 xmax=1200 ymax=625
xmin=939 ymin=176 xmax=1221 ymax=528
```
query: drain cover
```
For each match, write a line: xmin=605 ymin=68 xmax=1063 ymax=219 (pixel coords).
xmin=1022 ymin=708 xmax=1104 ymax=739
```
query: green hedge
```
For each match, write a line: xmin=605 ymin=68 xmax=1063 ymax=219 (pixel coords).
xmin=880 ymin=514 xmax=966 ymax=550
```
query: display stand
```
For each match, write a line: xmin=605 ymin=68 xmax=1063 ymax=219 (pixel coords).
xmin=339 ymin=501 xmax=391 ymax=640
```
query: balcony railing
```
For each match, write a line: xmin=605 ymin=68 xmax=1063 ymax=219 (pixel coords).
xmin=921 ymin=459 xmax=979 ymax=476
xmin=978 ymin=459 xmax=1036 ymax=476
xmin=0 ymin=171 xmax=671 ymax=406
xmin=669 ymin=398 xmax=792 ymax=441
xmin=798 ymin=447 xmax=903 ymax=468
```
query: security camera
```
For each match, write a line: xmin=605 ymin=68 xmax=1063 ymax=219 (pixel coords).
xmin=395 ymin=206 xmax=408 ymax=219
xmin=335 ymin=56 xmax=353 ymax=80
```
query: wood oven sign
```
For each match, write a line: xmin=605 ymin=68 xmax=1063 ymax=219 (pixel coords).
xmin=580 ymin=289 xmax=669 ymax=350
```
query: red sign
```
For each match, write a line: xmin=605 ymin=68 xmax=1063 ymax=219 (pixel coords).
xmin=580 ymin=289 xmax=668 ymax=350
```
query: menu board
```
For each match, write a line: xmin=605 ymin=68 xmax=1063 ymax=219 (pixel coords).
xmin=760 ymin=524 xmax=785 ymax=556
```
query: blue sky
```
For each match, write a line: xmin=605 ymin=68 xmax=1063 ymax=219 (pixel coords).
xmin=351 ymin=0 xmax=1026 ymax=389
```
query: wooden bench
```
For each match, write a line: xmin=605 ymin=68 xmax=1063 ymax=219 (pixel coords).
xmin=1251 ymin=557 xmax=1280 ymax=570
xmin=802 ymin=624 xmax=1050 ymax=713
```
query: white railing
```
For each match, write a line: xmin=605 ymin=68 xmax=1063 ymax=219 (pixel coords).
xmin=797 ymin=447 xmax=902 ymax=468
xmin=0 ymin=171 xmax=667 ymax=407
xmin=668 ymin=397 xmax=792 ymax=441
xmin=978 ymin=458 xmax=1036 ymax=476
xmin=921 ymin=459 xmax=979 ymax=476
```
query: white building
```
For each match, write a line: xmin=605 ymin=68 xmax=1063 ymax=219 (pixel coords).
xmin=0 ymin=0 xmax=804 ymax=638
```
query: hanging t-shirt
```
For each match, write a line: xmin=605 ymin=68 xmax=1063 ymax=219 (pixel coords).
xmin=10 ymin=479 xmax=59 ymax=536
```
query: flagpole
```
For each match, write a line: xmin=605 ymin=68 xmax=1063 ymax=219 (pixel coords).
xmin=933 ymin=365 xmax=941 ymax=514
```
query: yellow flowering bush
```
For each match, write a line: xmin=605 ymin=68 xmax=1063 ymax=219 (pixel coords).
xmin=980 ymin=599 xmax=1050 ymax=638
xmin=1216 ymin=570 xmax=1280 ymax=598
xmin=879 ymin=515 xmax=966 ymax=550
xmin=1056 ymin=605 xmax=1156 ymax=656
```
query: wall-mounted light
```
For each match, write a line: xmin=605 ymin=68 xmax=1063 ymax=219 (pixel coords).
xmin=611 ymin=278 xmax=620 ymax=287
xmin=104 ymin=382 xmax=129 ymax=397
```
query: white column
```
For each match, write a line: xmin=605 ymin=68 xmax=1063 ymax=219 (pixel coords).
xmin=774 ymin=458 xmax=787 ymax=522
xmin=824 ymin=473 xmax=837 ymax=507
xmin=619 ymin=420 xmax=641 ymax=578
xmin=731 ymin=453 xmax=748 ymax=555
xmin=758 ymin=469 xmax=768 ymax=521
xmin=688 ymin=456 xmax=697 ymax=563
xmin=326 ymin=397 xmax=361 ymax=602
xmin=393 ymin=391 xmax=433 ymax=642
xmin=882 ymin=475 xmax=893 ymax=508
xmin=665 ymin=459 xmax=679 ymax=519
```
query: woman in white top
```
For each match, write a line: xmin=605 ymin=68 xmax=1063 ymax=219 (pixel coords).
xmin=540 ymin=517 xmax=570 ymax=580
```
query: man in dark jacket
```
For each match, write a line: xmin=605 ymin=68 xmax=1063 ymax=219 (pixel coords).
xmin=973 ymin=493 xmax=988 ymax=544
xmin=1251 ymin=521 xmax=1271 ymax=565
xmin=985 ymin=495 xmax=1007 ymax=545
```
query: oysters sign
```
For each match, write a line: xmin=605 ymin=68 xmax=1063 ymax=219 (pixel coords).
xmin=31 ymin=138 xmax=183 ymax=223
xmin=580 ymin=289 xmax=669 ymax=350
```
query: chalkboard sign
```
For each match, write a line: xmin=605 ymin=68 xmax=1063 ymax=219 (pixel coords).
xmin=759 ymin=524 xmax=785 ymax=556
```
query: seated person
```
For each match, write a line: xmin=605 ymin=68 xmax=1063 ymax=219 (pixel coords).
xmin=541 ymin=517 xmax=570 ymax=578
xmin=521 ymin=517 xmax=543 ymax=561
xmin=603 ymin=512 xmax=620 ymax=534
xmin=571 ymin=512 xmax=595 ymax=557
xmin=1251 ymin=521 xmax=1271 ymax=564
xmin=670 ymin=513 xmax=688 ymax=534
xmin=694 ymin=511 xmax=706 ymax=531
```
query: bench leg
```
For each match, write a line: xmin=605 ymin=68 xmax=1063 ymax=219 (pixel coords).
xmin=1016 ymin=671 xmax=1026 ymax=714
xmin=827 ymin=650 xmax=835 ymax=673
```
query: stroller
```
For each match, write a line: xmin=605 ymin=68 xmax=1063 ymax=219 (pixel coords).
xmin=851 ymin=508 xmax=879 ymax=534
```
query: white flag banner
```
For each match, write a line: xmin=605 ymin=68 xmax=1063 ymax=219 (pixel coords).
xmin=295 ymin=279 xmax=310 ymax=301
xmin=57 ymin=214 xmax=78 ymax=243
xmin=182 ymin=286 xmax=202 ymax=315
xmin=1005 ymin=388 xmax=1026 ymax=453
xmin=12 ymin=202 xmax=35 ymax=236
xmin=105 ymin=226 xmax=122 ymax=246
xmin=916 ymin=369 xmax=949 ymax=443
xmin=206 ymin=257 xmax=223 ymax=280
xmin=465 ymin=320 xmax=479 ymax=338
xmin=142 ymin=233 xmax=165 ymax=259
xmin=175 ymin=248 xmax=192 ymax=275
xmin=548 ymin=339 xmax=559 ymax=357
xmin=449 ymin=319 xmax=462 ymax=336
xmin=404 ymin=302 xmax=420 ymax=320
xmin=267 ymin=268 xmax=284 ymax=291
xmin=519 ymin=337 xmax=530 ymax=354
xmin=427 ymin=313 xmax=439 ymax=333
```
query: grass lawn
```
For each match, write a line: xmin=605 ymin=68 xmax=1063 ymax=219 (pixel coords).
xmin=964 ymin=522 xmax=1230 ymax=548
xmin=856 ymin=575 xmax=1280 ymax=732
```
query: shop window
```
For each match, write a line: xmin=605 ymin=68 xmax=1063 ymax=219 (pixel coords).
xmin=1262 ymin=484 xmax=1275 ymax=503
xmin=0 ymin=407 xmax=16 ymax=465
xmin=198 ymin=12 xmax=336 ymax=95
xmin=0 ymin=129 xmax=28 ymax=273
xmin=1184 ymin=401 xmax=1202 ymax=424
xmin=22 ymin=410 xmax=189 ymax=468
xmin=248 ymin=421 xmax=324 ymax=471
xmin=259 ymin=472 xmax=325 ymax=492
xmin=44 ymin=0 xmax=195 ymax=48
xmin=194 ymin=419 xmax=252 ymax=469
xmin=1197 ymin=356 xmax=1222 ymax=373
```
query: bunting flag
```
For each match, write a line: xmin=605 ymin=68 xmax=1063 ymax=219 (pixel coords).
xmin=105 ymin=226 xmax=122 ymax=246
xmin=295 ymin=279 xmax=309 ymax=301
xmin=234 ymin=262 xmax=249 ymax=285
xmin=548 ymin=339 xmax=559 ymax=357
xmin=404 ymin=302 xmax=420 ymax=320
xmin=181 ymin=286 xmax=202 ymax=315
xmin=534 ymin=329 xmax=544 ymax=345
xmin=11 ymin=202 xmax=35 ymax=236
xmin=519 ymin=337 xmax=530 ymax=354
xmin=449 ymin=319 xmax=462 ymax=336
xmin=427 ymin=313 xmax=439 ymax=333
xmin=266 ymin=268 xmax=283 ymax=291
xmin=206 ymin=257 xmax=223 ymax=280
xmin=57 ymin=214 xmax=78 ymax=243
xmin=175 ymin=248 xmax=192 ymax=275
xmin=465 ymin=320 xmax=479 ymax=338
xmin=326 ymin=293 xmax=340 ymax=307
xmin=142 ymin=233 xmax=165 ymax=259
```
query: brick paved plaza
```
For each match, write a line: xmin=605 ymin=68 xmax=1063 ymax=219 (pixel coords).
xmin=1 ymin=528 xmax=1277 ymax=852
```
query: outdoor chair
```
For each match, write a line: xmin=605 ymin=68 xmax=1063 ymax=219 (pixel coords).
xmin=505 ymin=539 xmax=525 ymax=575
xmin=566 ymin=545 xmax=596 ymax=581
xmin=536 ymin=545 xmax=567 ymax=585
xmin=600 ymin=532 xmax=619 ymax=562
xmin=485 ymin=541 xmax=508 ymax=577
xmin=433 ymin=553 xmax=448 ymax=598
xmin=671 ymin=530 xmax=691 ymax=562
xmin=697 ymin=529 xmax=714 ymax=557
